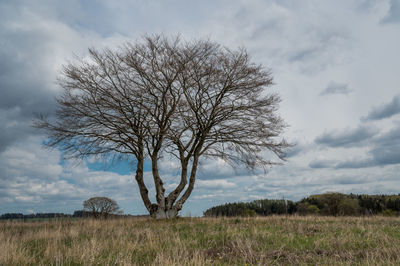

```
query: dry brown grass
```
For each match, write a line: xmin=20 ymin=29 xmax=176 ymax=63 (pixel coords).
xmin=1 ymin=215 xmax=399 ymax=265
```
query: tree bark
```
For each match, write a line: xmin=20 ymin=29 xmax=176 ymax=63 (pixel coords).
xmin=154 ymin=208 xmax=178 ymax=219
xmin=174 ymin=153 xmax=200 ymax=211
xmin=151 ymin=154 xmax=166 ymax=209
xmin=166 ymin=158 xmax=188 ymax=209
xmin=135 ymin=156 xmax=152 ymax=213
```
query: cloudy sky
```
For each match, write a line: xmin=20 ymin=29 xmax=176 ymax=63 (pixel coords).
xmin=1 ymin=0 xmax=400 ymax=216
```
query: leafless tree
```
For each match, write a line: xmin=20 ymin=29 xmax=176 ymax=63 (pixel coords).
xmin=83 ymin=197 xmax=122 ymax=218
xmin=35 ymin=35 xmax=289 ymax=218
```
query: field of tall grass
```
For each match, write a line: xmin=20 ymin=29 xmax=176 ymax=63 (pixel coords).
xmin=1 ymin=216 xmax=399 ymax=265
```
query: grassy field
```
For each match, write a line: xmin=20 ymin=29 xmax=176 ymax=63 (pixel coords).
xmin=1 ymin=216 xmax=399 ymax=265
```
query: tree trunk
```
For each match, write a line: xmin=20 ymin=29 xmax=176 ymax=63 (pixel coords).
xmin=149 ymin=203 xmax=178 ymax=219
xmin=151 ymin=154 xmax=166 ymax=209
xmin=135 ymin=156 xmax=152 ymax=213
xmin=153 ymin=207 xmax=178 ymax=219
xmin=166 ymin=158 xmax=188 ymax=209
xmin=174 ymin=153 xmax=200 ymax=212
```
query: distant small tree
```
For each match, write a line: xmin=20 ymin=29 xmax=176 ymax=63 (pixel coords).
xmin=83 ymin=197 xmax=122 ymax=218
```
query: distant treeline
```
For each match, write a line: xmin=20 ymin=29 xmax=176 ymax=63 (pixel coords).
xmin=203 ymin=193 xmax=400 ymax=217
xmin=204 ymin=199 xmax=296 ymax=217
xmin=0 ymin=210 xmax=137 ymax=220
xmin=0 ymin=212 xmax=71 ymax=220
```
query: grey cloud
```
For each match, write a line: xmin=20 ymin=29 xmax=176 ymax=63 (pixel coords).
xmin=335 ymin=159 xmax=373 ymax=169
xmin=313 ymin=120 xmax=400 ymax=169
xmin=320 ymin=81 xmax=352 ymax=96
xmin=57 ymin=0 xmax=222 ymax=37
xmin=0 ymin=13 xmax=61 ymax=109
xmin=289 ymin=48 xmax=317 ymax=62
xmin=363 ymin=94 xmax=400 ymax=121
xmin=356 ymin=0 xmax=378 ymax=11
xmin=286 ymin=32 xmax=350 ymax=74
xmin=221 ymin=0 xmax=351 ymax=74
xmin=334 ymin=124 xmax=400 ymax=168
xmin=315 ymin=125 xmax=378 ymax=148
xmin=284 ymin=140 xmax=317 ymax=158
xmin=0 ymin=0 xmax=114 ymax=37
xmin=0 ymin=0 xmax=226 ymax=42
xmin=285 ymin=144 xmax=302 ymax=158
xmin=312 ymin=126 xmax=400 ymax=169
xmin=334 ymin=175 xmax=372 ymax=185
xmin=309 ymin=159 xmax=336 ymax=169
xmin=0 ymin=108 xmax=37 ymax=152
xmin=0 ymin=1 xmax=71 ymax=152
xmin=381 ymin=0 xmax=400 ymax=24
xmin=370 ymin=125 xmax=400 ymax=165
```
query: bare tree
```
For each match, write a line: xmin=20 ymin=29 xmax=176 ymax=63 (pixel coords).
xmin=83 ymin=197 xmax=122 ymax=218
xmin=35 ymin=35 xmax=289 ymax=219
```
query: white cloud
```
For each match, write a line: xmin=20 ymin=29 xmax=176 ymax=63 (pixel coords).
xmin=0 ymin=136 xmax=62 ymax=181
xmin=315 ymin=125 xmax=379 ymax=148
xmin=197 ymin=179 xmax=237 ymax=189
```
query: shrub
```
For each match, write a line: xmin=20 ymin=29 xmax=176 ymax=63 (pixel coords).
xmin=381 ymin=209 xmax=396 ymax=217
xmin=241 ymin=209 xmax=257 ymax=217
xmin=338 ymin=198 xmax=360 ymax=216
xmin=297 ymin=203 xmax=320 ymax=215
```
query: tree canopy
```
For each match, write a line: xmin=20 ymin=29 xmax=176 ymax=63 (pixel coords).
xmin=35 ymin=35 xmax=289 ymax=218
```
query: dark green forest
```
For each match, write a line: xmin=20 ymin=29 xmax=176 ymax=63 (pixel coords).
xmin=203 ymin=193 xmax=400 ymax=217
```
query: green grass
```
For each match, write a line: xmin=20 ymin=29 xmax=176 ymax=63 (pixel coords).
xmin=1 ymin=216 xmax=399 ymax=265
